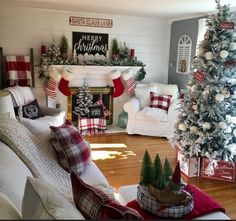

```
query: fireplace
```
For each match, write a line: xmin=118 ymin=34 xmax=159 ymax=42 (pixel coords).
xmin=67 ymin=86 xmax=114 ymax=125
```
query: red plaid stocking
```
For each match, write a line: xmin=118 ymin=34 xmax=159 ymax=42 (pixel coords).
xmin=110 ymin=70 xmax=124 ymax=98
xmin=45 ymin=66 xmax=61 ymax=99
xmin=58 ymin=67 xmax=73 ymax=96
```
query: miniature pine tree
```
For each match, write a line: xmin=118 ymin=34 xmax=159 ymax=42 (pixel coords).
xmin=140 ymin=150 xmax=154 ymax=185
xmin=173 ymin=1 xmax=236 ymax=162
xmin=46 ymin=40 xmax=63 ymax=65
xmin=163 ymin=158 xmax=173 ymax=184
xmin=73 ymin=79 xmax=93 ymax=117
xmin=153 ymin=154 xmax=165 ymax=190
xmin=60 ymin=35 xmax=69 ymax=54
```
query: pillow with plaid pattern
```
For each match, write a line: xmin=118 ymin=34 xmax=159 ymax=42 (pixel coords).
xmin=71 ymin=170 xmax=143 ymax=220
xmin=149 ymin=92 xmax=172 ymax=111
xmin=93 ymin=98 xmax=111 ymax=117
xmin=50 ymin=120 xmax=91 ymax=175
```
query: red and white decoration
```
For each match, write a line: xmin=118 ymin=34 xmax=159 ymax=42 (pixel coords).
xmin=45 ymin=66 xmax=61 ymax=99
xmin=4 ymin=56 xmax=31 ymax=86
xmin=79 ymin=117 xmax=107 ymax=136
xmin=219 ymin=21 xmax=235 ymax=29
xmin=58 ymin=67 xmax=73 ymax=96
xmin=201 ymin=158 xmax=236 ymax=182
xmin=149 ymin=92 xmax=172 ymax=111
xmin=122 ymin=69 xmax=136 ymax=96
xmin=194 ymin=70 xmax=205 ymax=81
xmin=109 ymin=70 xmax=124 ymax=98
xmin=177 ymin=150 xmax=200 ymax=177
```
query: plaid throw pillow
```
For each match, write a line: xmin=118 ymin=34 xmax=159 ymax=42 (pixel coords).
xmin=71 ymin=170 xmax=143 ymax=220
xmin=93 ymin=98 xmax=111 ymax=117
xmin=149 ymin=92 xmax=172 ymax=111
xmin=50 ymin=120 xmax=91 ymax=174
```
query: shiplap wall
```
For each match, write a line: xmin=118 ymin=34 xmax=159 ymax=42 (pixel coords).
xmin=0 ymin=5 xmax=171 ymax=125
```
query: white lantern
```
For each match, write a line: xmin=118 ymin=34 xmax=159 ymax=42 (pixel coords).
xmin=220 ymin=50 xmax=228 ymax=59
xmin=215 ymin=93 xmax=224 ymax=103
xmin=205 ymin=51 xmax=213 ymax=60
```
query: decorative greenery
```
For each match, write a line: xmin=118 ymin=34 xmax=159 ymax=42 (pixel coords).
xmin=140 ymin=150 xmax=154 ymax=185
xmin=111 ymin=38 xmax=120 ymax=55
xmin=163 ymin=158 xmax=173 ymax=184
xmin=38 ymin=36 xmax=147 ymax=82
xmin=60 ymin=35 xmax=69 ymax=54
xmin=172 ymin=1 xmax=236 ymax=162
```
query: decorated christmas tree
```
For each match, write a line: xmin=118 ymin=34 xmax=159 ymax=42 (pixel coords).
xmin=73 ymin=79 xmax=93 ymax=117
xmin=173 ymin=1 xmax=236 ymax=162
xmin=46 ymin=40 xmax=63 ymax=65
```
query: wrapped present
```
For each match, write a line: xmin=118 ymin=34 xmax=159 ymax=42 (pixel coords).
xmin=177 ymin=150 xmax=200 ymax=177
xmin=201 ymin=158 xmax=236 ymax=182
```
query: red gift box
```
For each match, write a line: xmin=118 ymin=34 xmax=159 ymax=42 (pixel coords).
xmin=177 ymin=150 xmax=200 ymax=177
xmin=201 ymin=158 xmax=236 ymax=182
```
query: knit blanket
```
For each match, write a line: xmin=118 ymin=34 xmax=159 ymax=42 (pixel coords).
xmin=0 ymin=117 xmax=73 ymax=201
xmin=5 ymin=85 xmax=35 ymax=106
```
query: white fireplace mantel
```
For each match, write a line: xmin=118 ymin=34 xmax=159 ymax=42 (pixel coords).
xmin=47 ymin=65 xmax=142 ymax=126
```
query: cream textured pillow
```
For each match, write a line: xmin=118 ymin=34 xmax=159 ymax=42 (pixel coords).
xmin=135 ymin=83 xmax=159 ymax=108
xmin=22 ymin=177 xmax=85 ymax=219
xmin=0 ymin=192 xmax=22 ymax=219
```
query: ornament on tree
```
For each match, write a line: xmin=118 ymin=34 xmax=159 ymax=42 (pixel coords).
xmin=190 ymin=126 xmax=198 ymax=134
xmin=178 ymin=123 xmax=187 ymax=131
xmin=205 ymin=51 xmax=213 ymax=60
xmin=45 ymin=66 xmax=61 ymax=99
xmin=219 ymin=122 xmax=227 ymax=130
xmin=215 ymin=93 xmax=224 ymax=102
xmin=192 ymin=104 xmax=198 ymax=111
xmin=229 ymin=42 xmax=236 ymax=50
xmin=194 ymin=70 xmax=205 ymax=81
xmin=221 ymin=87 xmax=230 ymax=98
xmin=202 ymin=122 xmax=211 ymax=130
xmin=109 ymin=70 xmax=124 ymax=98
xmin=58 ymin=67 xmax=73 ymax=96
xmin=220 ymin=50 xmax=229 ymax=59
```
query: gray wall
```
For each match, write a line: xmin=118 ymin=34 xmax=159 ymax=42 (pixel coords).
xmin=168 ymin=17 xmax=201 ymax=90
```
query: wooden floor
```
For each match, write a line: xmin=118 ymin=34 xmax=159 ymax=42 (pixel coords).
xmin=85 ymin=133 xmax=236 ymax=219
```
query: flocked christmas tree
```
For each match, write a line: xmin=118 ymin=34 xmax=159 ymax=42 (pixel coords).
xmin=46 ymin=40 xmax=63 ymax=65
xmin=173 ymin=0 xmax=236 ymax=162
xmin=73 ymin=79 xmax=93 ymax=117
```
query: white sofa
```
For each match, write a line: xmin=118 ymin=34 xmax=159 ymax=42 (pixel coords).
xmin=124 ymin=82 xmax=180 ymax=138
xmin=0 ymin=115 xmax=230 ymax=219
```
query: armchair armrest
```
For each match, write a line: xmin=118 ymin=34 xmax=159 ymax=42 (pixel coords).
xmin=40 ymin=106 xmax=65 ymax=117
xmin=168 ymin=99 xmax=180 ymax=123
xmin=124 ymin=97 xmax=141 ymax=120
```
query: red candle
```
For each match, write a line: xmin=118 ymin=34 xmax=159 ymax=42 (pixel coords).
xmin=41 ymin=45 xmax=46 ymax=55
xmin=130 ymin=49 xmax=135 ymax=58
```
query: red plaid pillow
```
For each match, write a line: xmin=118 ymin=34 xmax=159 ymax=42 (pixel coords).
xmin=71 ymin=170 xmax=143 ymax=220
xmin=93 ymin=98 xmax=111 ymax=117
xmin=50 ymin=120 xmax=91 ymax=174
xmin=149 ymin=92 xmax=172 ymax=111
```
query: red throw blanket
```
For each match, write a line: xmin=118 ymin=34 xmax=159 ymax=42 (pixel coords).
xmin=126 ymin=184 xmax=225 ymax=220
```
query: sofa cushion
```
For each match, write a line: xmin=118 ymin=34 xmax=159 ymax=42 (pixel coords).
xmin=71 ymin=171 xmax=143 ymax=220
xmin=22 ymin=177 xmax=85 ymax=219
xmin=0 ymin=192 xmax=22 ymax=219
xmin=135 ymin=83 xmax=159 ymax=108
xmin=14 ymin=99 xmax=44 ymax=119
xmin=136 ymin=107 xmax=168 ymax=122
xmin=50 ymin=120 xmax=91 ymax=174
xmin=149 ymin=92 xmax=172 ymax=111
xmin=0 ymin=141 xmax=33 ymax=211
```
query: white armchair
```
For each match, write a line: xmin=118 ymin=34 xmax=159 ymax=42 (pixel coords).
xmin=124 ymin=82 xmax=180 ymax=138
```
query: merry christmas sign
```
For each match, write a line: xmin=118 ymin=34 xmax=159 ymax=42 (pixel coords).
xmin=73 ymin=32 xmax=108 ymax=56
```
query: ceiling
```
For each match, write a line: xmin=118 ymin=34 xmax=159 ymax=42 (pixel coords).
xmin=1 ymin=0 xmax=236 ymax=19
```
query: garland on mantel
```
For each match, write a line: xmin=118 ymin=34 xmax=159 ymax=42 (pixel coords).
xmin=38 ymin=38 xmax=146 ymax=82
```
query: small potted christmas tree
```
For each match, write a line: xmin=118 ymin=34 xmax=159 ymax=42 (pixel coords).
xmin=111 ymin=38 xmax=120 ymax=61
xmin=137 ymin=150 xmax=193 ymax=218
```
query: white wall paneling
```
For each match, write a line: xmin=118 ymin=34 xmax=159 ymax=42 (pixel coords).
xmin=0 ymin=5 xmax=171 ymax=125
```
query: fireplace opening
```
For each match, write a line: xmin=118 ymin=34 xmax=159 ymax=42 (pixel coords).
xmin=67 ymin=86 xmax=114 ymax=125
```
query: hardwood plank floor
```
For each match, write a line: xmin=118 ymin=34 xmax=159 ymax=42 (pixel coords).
xmin=85 ymin=133 xmax=236 ymax=219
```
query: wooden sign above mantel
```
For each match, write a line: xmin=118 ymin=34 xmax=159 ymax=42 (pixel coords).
xmin=69 ymin=16 xmax=113 ymax=28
